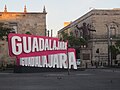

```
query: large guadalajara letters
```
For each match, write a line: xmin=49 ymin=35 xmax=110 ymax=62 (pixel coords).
xmin=8 ymin=33 xmax=77 ymax=69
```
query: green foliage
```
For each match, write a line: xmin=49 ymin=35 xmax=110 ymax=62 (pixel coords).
xmin=115 ymin=40 xmax=120 ymax=48
xmin=60 ymin=31 xmax=86 ymax=48
xmin=25 ymin=31 xmax=31 ymax=35
xmin=114 ymin=40 xmax=120 ymax=54
xmin=61 ymin=31 xmax=69 ymax=41
xmin=110 ymin=40 xmax=120 ymax=59
xmin=0 ymin=23 xmax=14 ymax=41
xmin=110 ymin=45 xmax=118 ymax=59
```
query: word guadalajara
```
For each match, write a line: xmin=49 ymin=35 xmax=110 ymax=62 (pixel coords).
xmin=11 ymin=36 xmax=67 ymax=55
xmin=8 ymin=33 xmax=77 ymax=69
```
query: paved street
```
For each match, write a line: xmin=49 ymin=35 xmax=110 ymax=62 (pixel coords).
xmin=0 ymin=68 xmax=120 ymax=90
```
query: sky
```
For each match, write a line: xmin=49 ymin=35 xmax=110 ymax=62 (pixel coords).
xmin=0 ymin=0 xmax=120 ymax=37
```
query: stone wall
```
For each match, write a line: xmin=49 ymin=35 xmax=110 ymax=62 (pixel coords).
xmin=0 ymin=12 xmax=46 ymax=36
xmin=0 ymin=11 xmax=47 ymax=67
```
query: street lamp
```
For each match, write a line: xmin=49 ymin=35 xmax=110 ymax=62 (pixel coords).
xmin=106 ymin=24 xmax=111 ymax=67
xmin=110 ymin=38 xmax=112 ymax=66
xmin=51 ymin=29 xmax=53 ymax=37
xmin=46 ymin=29 xmax=53 ymax=37
xmin=106 ymin=23 xmax=116 ymax=67
xmin=106 ymin=22 xmax=118 ymax=67
xmin=47 ymin=30 xmax=50 ymax=37
xmin=66 ymin=41 xmax=70 ymax=75
xmin=45 ymin=28 xmax=47 ymax=36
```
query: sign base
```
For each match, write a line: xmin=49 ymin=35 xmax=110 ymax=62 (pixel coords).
xmin=14 ymin=66 xmax=79 ymax=73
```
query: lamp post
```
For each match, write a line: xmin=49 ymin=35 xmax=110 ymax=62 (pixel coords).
xmin=106 ymin=24 xmax=111 ymax=67
xmin=67 ymin=42 xmax=70 ymax=75
xmin=106 ymin=22 xmax=119 ymax=67
xmin=106 ymin=24 xmax=115 ymax=67
xmin=46 ymin=29 xmax=53 ymax=37
xmin=45 ymin=28 xmax=47 ymax=36
xmin=51 ymin=29 xmax=53 ymax=37
xmin=110 ymin=38 xmax=112 ymax=66
xmin=47 ymin=30 xmax=50 ymax=37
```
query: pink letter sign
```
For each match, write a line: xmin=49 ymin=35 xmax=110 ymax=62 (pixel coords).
xmin=8 ymin=33 xmax=77 ymax=69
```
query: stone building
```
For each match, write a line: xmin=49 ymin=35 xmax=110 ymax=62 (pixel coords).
xmin=0 ymin=5 xmax=47 ymax=35
xmin=0 ymin=5 xmax=47 ymax=67
xmin=58 ymin=9 xmax=120 ymax=68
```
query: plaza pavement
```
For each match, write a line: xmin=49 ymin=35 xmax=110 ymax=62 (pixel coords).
xmin=0 ymin=68 xmax=120 ymax=90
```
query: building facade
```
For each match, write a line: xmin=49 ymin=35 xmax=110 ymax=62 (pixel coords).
xmin=0 ymin=5 xmax=47 ymax=67
xmin=58 ymin=9 xmax=120 ymax=68
xmin=0 ymin=5 xmax=47 ymax=35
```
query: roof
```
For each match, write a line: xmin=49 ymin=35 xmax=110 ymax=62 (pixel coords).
xmin=0 ymin=12 xmax=47 ymax=14
xmin=58 ymin=9 xmax=120 ymax=33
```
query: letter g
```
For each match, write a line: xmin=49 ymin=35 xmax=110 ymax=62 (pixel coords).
xmin=11 ymin=36 xmax=22 ymax=55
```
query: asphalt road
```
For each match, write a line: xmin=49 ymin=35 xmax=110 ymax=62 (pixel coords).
xmin=0 ymin=68 xmax=120 ymax=90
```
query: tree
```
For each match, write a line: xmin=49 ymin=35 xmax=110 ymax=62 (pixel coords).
xmin=60 ymin=31 xmax=87 ymax=48
xmin=60 ymin=31 xmax=69 ymax=41
xmin=110 ymin=40 xmax=120 ymax=59
xmin=115 ymin=40 xmax=120 ymax=49
xmin=110 ymin=45 xmax=118 ymax=59
xmin=0 ymin=23 xmax=15 ymax=41
xmin=0 ymin=23 xmax=15 ymax=68
xmin=60 ymin=31 xmax=87 ymax=59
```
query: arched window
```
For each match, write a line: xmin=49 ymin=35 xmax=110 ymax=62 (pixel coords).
xmin=107 ymin=22 xmax=118 ymax=37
